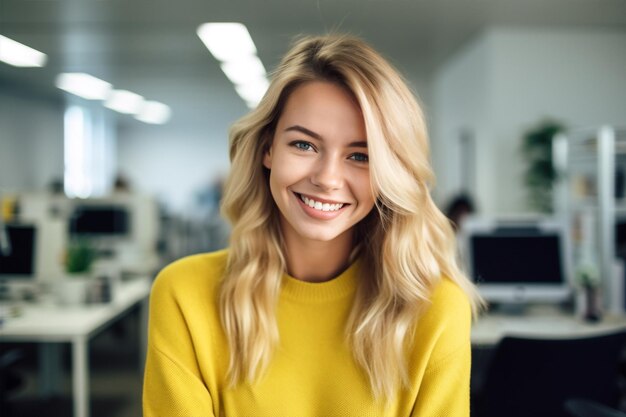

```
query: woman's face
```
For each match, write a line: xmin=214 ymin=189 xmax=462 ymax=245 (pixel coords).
xmin=263 ymin=81 xmax=375 ymax=245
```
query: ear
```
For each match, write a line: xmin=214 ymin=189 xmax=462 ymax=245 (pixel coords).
xmin=263 ymin=146 xmax=273 ymax=169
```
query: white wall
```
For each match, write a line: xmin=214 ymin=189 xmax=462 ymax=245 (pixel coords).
xmin=116 ymin=121 xmax=232 ymax=214
xmin=433 ymin=28 xmax=626 ymax=214
xmin=431 ymin=32 xmax=493 ymax=209
xmin=113 ymin=77 xmax=247 ymax=215
xmin=0 ymin=90 xmax=64 ymax=193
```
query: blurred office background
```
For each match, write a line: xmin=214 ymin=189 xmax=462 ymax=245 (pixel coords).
xmin=1 ymin=1 xmax=626 ymax=416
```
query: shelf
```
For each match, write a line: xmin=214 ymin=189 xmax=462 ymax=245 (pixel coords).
xmin=556 ymin=126 xmax=624 ymax=310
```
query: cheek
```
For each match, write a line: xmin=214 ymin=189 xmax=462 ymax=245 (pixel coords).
xmin=268 ymin=163 xmax=298 ymax=206
xmin=354 ymin=172 xmax=375 ymax=208
xmin=270 ymin=156 xmax=311 ymax=189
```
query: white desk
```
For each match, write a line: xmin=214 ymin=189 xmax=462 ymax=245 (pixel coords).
xmin=472 ymin=306 xmax=626 ymax=346
xmin=0 ymin=278 xmax=151 ymax=417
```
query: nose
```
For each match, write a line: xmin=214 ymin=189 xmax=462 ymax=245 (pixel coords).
xmin=310 ymin=154 xmax=344 ymax=191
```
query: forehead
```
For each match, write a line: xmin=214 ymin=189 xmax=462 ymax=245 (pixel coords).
xmin=276 ymin=81 xmax=366 ymax=140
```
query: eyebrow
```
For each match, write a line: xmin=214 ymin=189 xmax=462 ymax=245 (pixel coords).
xmin=284 ymin=125 xmax=368 ymax=148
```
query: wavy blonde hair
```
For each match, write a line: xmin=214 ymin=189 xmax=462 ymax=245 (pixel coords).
xmin=220 ymin=34 xmax=482 ymax=401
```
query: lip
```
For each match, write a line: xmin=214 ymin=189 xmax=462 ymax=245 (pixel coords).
xmin=293 ymin=192 xmax=349 ymax=220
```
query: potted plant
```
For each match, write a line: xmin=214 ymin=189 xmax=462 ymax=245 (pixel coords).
xmin=57 ymin=240 xmax=96 ymax=305
xmin=521 ymin=120 xmax=566 ymax=213
xmin=65 ymin=239 xmax=96 ymax=275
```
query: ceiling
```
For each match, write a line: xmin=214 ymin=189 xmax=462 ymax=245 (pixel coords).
xmin=1 ymin=0 xmax=626 ymax=131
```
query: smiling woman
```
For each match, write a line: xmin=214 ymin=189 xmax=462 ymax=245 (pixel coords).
xmin=143 ymin=34 xmax=483 ymax=417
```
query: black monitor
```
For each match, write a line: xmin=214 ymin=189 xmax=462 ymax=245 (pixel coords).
xmin=69 ymin=205 xmax=130 ymax=237
xmin=0 ymin=224 xmax=37 ymax=279
xmin=616 ymin=218 xmax=626 ymax=259
xmin=463 ymin=218 xmax=571 ymax=304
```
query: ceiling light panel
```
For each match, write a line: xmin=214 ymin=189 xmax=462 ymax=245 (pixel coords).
xmin=56 ymin=73 xmax=112 ymax=100
xmin=197 ymin=23 xmax=257 ymax=62
xmin=220 ymin=56 xmax=267 ymax=85
xmin=135 ymin=101 xmax=171 ymax=124
xmin=105 ymin=90 xmax=144 ymax=114
xmin=235 ymin=79 xmax=269 ymax=107
xmin=0 ymin=35 xmax=47 ymax=67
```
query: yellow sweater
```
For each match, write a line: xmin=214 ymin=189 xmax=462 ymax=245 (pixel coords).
xmin=143 ymin=250 xmax=471 ymax=417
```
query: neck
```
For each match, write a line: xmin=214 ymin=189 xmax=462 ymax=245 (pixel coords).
xmin=282 ymin=229 xmax=354 ymax=283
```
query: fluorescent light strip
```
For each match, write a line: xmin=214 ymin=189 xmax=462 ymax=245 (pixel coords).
xmin=197 ymin=23 xmax=256 ymax=62
xmin=235 ymin=78 xmax=269 ymax=107
xmin=0 ymin=35 xmax=47 ymax=67
xmin=220 ymin=56 xmax=266 ymax=85
xmin=56 ymin=73 xmax=112 ymax=100
xmin=135 ymin=101 xmax=171 ymax=124
xmin=197 ymin=22 xmax=270 ymax=108
xmin=104 ymin=90 xmax=145 ymax=115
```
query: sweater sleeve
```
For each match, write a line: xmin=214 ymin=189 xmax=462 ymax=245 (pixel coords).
xmin=143 ymin=262 xmax=216 ymax=417
xmin=409 ymin=343 xmax=471 ymax=417
xmin=410 ymin=280 xmax=472 ymax=417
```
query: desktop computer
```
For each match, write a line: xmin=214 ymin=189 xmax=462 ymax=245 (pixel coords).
xmin=0 ymin=224 xmax=37 ymax=278
xmin=461 ymin=217 xmax=572 ymax=306
xmin=0 ymin=223 xmax=38 ymax=300
xmin=69 ymin=205 xmax=131 ymax=237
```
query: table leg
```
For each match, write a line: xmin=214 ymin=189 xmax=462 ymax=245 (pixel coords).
xmin=38 ymin=343 xmax=62 ymax=397
xmin=72 ymin=336 xmax=89 ymax=417
xmin=139 ymin=296 xmax=149 ymax=372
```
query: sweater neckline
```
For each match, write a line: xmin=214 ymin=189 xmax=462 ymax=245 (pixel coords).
xmin=281 ymin=259 xmax=360 ymax=303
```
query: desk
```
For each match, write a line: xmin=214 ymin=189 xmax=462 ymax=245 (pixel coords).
xmin=0 ymin=278 xmax=151 ymax=417
xmin=472 ymin=306 xmax=626 ymax=346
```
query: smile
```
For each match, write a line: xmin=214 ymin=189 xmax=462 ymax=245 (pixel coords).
xmin=296 ymin=193 xmax=346 ymax=212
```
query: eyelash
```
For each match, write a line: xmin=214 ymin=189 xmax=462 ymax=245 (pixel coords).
xmin=289 ymin=140 xmax=369 ymax=163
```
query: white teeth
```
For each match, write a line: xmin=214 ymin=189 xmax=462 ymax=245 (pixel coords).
xmin=300 ymin=194 xmax=344 ymax=212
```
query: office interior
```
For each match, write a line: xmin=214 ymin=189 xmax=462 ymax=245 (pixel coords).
xmin=1 ymin=1 xmax=626 ymax=416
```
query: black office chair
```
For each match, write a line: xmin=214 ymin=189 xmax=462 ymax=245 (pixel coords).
xmin=474 ymin=330 xmax=626 ymax=417
xmin=0 ymin=348 xmax=26 ymax=416
xmin=565 ymin=399 xmax=626 ymax=417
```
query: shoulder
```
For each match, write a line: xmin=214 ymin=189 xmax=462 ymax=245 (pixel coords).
xmin=425 ymin=278 xmax=472 ymax=324
xmin=152 ymin=249 xmax=229 ymax=298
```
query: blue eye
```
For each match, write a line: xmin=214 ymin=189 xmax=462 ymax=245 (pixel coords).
xmin=291 ymin=141 xmax=314 ymax=151
xmin=350 ymin=153 xmax=369 ymax=163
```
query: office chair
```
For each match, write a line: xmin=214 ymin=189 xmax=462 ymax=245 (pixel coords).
xmin=474 ymin=330 xmax=626 ymax=417
xmin=0 ymin=348 xmax=26 ymax=416
xmin=565 ymin=399 xmax=626 ymax=417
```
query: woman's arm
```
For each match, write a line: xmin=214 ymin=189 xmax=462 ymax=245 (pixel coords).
xmin=410 ymin=343 xmax=471 ymax=417
xmin=143 ymin=263 xmax=216 ymax=417
xmin=409 ymin=279 xmax=472 ymax=417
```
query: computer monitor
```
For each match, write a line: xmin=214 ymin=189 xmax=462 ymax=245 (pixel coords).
xmin=0 ymin=224 xmax=37 ymax=280
xmin=69 ymin=205 xmax=130 ymax=237
xmin=615 ymin=217 xmax=626 ymax=259
xmin=462 ymin=217 xmax=572 ymax=304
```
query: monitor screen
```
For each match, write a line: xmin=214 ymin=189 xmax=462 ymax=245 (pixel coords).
xmin=616 ymin=219 xmax=626 ymax=258
xmin=470 ymin=234 xmax=563 ymax=284
xmin=463 ymin=219 xmax=571 ymax=304
xmin=0 ymin=224 xmax=37 ymax=278
xmin=69 ymin=206 xmax=130 ymax=237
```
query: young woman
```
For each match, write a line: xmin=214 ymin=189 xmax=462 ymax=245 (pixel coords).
xmin=143 ymin=34 xmax=482 ymax=417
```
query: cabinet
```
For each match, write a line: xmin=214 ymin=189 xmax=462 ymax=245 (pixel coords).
xmin=553 ymin=126 xmax=626 ymax=309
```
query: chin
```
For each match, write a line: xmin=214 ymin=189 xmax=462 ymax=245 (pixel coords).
xmin=294 ymin=227 xmax=344 ymax=243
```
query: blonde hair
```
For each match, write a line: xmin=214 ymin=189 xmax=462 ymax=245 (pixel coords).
xmin=220 ymin=34 xmax=483 ymax=401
